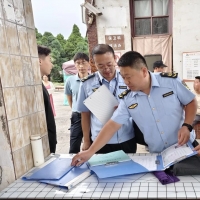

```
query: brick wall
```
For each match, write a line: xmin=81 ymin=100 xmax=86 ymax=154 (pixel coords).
xmin=85 ymin=0 xmax=98 ymax=73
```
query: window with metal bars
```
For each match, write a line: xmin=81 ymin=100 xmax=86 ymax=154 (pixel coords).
xmin=133 ymin=0 xmax=170 ymax=36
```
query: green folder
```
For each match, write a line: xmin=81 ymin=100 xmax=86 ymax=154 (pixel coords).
xmin=88 ymin=150 xmax=131 ymax=167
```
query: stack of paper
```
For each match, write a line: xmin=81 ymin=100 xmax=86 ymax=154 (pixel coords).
xmin=83 ymin=84 xmax=118 ymax=125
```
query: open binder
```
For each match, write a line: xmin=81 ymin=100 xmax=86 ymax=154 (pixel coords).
xmin=87 ymin=141 xmax=197 ymax=179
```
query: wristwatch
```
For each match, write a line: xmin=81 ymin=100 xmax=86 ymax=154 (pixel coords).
xmin=182 ymin=123 xmax=193 ymax=132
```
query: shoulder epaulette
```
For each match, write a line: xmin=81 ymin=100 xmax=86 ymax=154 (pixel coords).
xmin=160 ymin=72 xmax=178 ymax=78
xmin=118 ymin=89 xmax=131 ymax=99
xmin=81 ymin=73 xmax=95 ymax=82
xmin=182 ymin=80 xmax=190 ymax=90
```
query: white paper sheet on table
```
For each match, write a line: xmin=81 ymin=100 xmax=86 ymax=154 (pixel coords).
xmin=83 ymin=84 xmax=119 ymax=125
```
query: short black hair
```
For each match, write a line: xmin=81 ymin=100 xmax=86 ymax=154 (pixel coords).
xmin=73 ymin=52 xmax=89 ymax=62
xmin=153 ymin=60 xmax=167 ymax=69
xmin=117 ymin=51 xmax=147 ymax=69
xmin=91 ymin=44 xmax=115 ymax=59
xmin=37 ymin=45 xmax=51 ymax=57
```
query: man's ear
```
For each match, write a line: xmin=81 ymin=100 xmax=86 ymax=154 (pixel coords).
xmin=142 ymin=66 xmax=148 ymax=77
xmin=113 ymin=55 xmax=117 ymax=66
xmin=39 ymin=58 xmax=42 ymax=66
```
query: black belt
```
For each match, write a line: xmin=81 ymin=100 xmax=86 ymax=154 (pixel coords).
xmin=72 ymin=112 xmax=81 ymax=117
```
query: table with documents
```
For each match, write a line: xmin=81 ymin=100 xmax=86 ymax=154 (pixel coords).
xmin=0 ymin=153 xmax=200 ymax=199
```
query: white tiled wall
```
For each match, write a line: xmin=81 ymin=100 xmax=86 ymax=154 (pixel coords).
xmin=0 ymin=0 xmax=49 ymax=191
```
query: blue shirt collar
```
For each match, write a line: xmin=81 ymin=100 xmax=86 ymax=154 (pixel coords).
xmin=75 ymin=74 xmax=80 ymax=81
xmin=76 ymin=73 xmax=90 ymax=81
xmin=130 ymin=71 xmax=160 ymax=97
xmin=150 ymin=71 xmax=160 ymax=87
xmin=97 ymin=70 xmax=118 ymax=83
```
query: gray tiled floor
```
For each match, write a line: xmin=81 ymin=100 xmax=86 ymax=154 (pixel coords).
xmin=1 ymin=165 xmax=200 ymax=199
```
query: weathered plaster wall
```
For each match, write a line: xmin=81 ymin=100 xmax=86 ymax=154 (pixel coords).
xmin=173 ymin=0 xmax=200 ymax=79
xmin=95 ymin=0 xmax=132 ymax=54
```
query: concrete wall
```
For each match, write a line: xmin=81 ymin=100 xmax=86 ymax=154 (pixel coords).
xmin=0 ymin=0 xmax=50 ymax=190
xmin=91 ymin=0 xmax=200 ymax=89
xmin=173 ymin=0 xmax=200 ymax=82
xmin=95 ymin=0 xmax=132 ymax=54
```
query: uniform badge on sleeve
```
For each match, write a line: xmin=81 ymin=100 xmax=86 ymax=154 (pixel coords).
xmin=128 ymin=103 xmax=138 ymax=109
xmin=182 ymin=80 xmax=190 ymax=90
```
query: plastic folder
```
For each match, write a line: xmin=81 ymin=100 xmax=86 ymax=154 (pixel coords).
xmin=88 ymin=150 xmax=131 ymax=166
xmin=87 ymin=150 xmax=149 ymax=179
xmin=24 ymin=158 xmax=75 ymax=180
xmin=39 ymin=163 xmax=92 ymax=190
xmin=89 ymin=160 xmax=148 ymax=179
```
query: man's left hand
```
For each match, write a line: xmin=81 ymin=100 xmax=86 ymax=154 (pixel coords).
xmin=178 ymin=126 xmax=190 ymax=146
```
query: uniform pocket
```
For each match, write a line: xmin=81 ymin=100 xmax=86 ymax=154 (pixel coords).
xmin=161 ymin=91 xmax=179 ymax=115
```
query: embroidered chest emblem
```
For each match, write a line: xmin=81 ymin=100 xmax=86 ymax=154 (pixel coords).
xmin=128 ymin=103 xmax=138 ymax=109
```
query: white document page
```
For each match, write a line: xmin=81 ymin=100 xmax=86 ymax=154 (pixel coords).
xmin=130 ymin=154 xmax=158 ymax=171
xmin=83 ymin=85 xmax=119 ymax=125
xmin=161 ymin=143 xmax=194 ymax=168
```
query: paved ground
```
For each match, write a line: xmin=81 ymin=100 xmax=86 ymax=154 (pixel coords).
xmin=53 ymin=89 xmax=147 ymax=154
xmin=53 ymin=90 xmax=71 ymax=154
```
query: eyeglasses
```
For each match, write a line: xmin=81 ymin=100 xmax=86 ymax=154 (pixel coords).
xmin=97 ymin=63 xmax=115 ymax=70
xmin=75 ymin=61 xmax=88 ymax=66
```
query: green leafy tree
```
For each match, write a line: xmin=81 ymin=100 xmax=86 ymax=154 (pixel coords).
xmin=35 ymin=28 xmax=42 ymax=41
xmin=35 ymin=24 xmax=88 ymax=83
xmin=64 ymin=24 xmax=88 ymax=60
xmin=56 ymin=34 xmax=66 ymax=48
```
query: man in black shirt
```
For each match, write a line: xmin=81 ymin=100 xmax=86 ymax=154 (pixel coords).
xmin=38 ymin=45 xmax=57 ymax=153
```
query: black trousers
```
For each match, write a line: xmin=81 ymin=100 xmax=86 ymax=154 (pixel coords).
xmin=96 ymin=137 xmax=137 ymax=154
xmin=69 ymin=112 xmax=83 ymax=153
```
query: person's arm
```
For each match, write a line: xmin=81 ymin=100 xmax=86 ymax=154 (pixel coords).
xmin=66 ymin=95 xmax=72 ymax=108
xmin=178 ymin=98 xmax=197 ymax=145
xmin=65 ymin=78 xmax=72 ymax=108
xmin=184 ymin=98 xmax=197 ymax=125
xmin=175 ymin=79 xmax=197 ymax=145
xmin=81 ymin=112 xmax=91 ymax=150
xmin=194 ymin=145 xmax=200 ymax=155
xmin=71 ymin=119 xmax=121 ymax=166
xmin=76 ymin=82 xmax=92 ymax=151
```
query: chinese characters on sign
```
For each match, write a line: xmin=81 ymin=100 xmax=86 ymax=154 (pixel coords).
xmin=105 ymin=35 xmax=125 ymax=50
xmin=182 ymin=52 xmax=200 ymax=80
